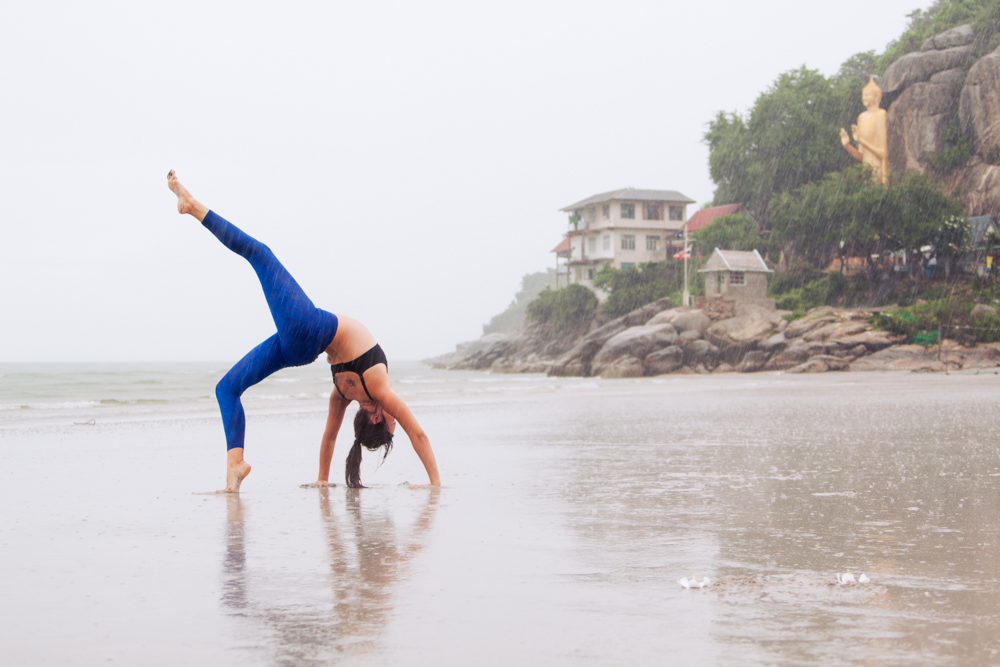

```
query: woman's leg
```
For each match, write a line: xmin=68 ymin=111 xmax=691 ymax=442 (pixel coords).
xmin=216 ymin=334 xmax=288 ymax=451
xmin=200 ymin=210 xmax=325 ymax=359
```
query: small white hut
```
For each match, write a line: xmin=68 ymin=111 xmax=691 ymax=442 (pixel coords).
xmin=699 ymin=248 xmax=774 ymax=307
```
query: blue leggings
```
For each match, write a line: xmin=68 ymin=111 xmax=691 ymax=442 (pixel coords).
xmin=203 ymin=210 xmax=339 ymax=450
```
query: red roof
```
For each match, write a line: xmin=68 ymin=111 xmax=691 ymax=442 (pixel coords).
xmin=551 ymin=237 xmax=570 ymax=253
xmin=683 ymin=203 xmax=745 ymax=234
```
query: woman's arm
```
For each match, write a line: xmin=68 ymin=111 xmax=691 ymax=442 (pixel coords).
xmin=368 ymin=375 xmax=441 ymax=487
xmin=306 ymin=389 xmax=349 ymax=486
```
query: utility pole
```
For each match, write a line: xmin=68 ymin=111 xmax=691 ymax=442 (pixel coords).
xmin=682 ymin=223 xmax=690 ymax=306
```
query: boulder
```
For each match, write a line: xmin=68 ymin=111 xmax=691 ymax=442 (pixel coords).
xmin=644 ymin=346 xmax=684 ymax=375
xmin=761 ymin=331 xmax=788 ymax=353
xmin=831 ymin=330 xmax=896 ymax=352
xmin=972 ymin=303 xmax=998 ymax=317
xmin=671 ymin=310 xmax=711 ymax=335
xmin=887 ymin=70 xmax=964 ymax=173
xmin=882 ymin=45 xmax=975 ymax=95
xmin=849 ymin=344 xmax=868 ymax=358
xmin=683 ymin=339 xmax=720 ymax=367
xmin=622 ymin=297 xmax=674 ymax=326
xmin=961 ymin=45 xmax=1000 ymax=157
xmin=714 ymin=362 xmax=735 ymax=373
xmin=850 ymin=345 xmax=945 ymax=371
xmin=736 ymin=350 xmax=768 ymax=373
xmin=592 ymin=324 xmax=678 ymax=366
xmin=598 ymin=356 xmax=645 ymax=378
xmin=803 ymin=321 xmax=868 ymax=343
xmin=678 ymin=329 xmax=702 ymax=343
xmin=786 ymin=355 xmax=851 ymax=373
xmin=705 ymin=315 xmax=775 ymax=347
xmin=784 ymin=315 xmax=838 ymax=339
xmin=677 ymin=366 xmax=697 ymax=375
xmin=921 ymin=24 xmax=973 ymax=51
xmin=764 ymin=341 xmax=829 ymax=370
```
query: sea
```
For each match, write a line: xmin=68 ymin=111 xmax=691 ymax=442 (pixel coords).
xmin=2 ymin=361 xmax=1000 ymax=666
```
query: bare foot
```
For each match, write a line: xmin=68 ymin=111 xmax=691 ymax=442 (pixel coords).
xmin=217 ymin=459 xmax=252 ymax=494
xmin=166 ymin=170 xmax=209 ymax=221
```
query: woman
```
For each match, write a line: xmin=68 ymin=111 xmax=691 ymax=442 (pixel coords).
xmin=167 ymin=171 xmax=440 ymax=492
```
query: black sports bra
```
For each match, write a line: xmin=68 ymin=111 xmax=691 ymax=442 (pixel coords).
xmin=330 ymin=344 xmax=388 ymax=401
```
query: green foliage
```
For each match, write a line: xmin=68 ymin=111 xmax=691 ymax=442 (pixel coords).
xmin=930 ymin=114 xmax=972 ymax=173
xmin=483 ymin=269 xmax=556 ymax=335
xmin=768 ymin=166 xmax=965 ymax=267
xmin=525 ymin=284 xmax=597 ymax=333
xmin=871 ymin=299 xmax=974 ymax=342
xmin=772 ymin=272 xmax=849 ymax=312
xmin=591 ymin=262 xmax=687 ymax=318
xmin=871 ymin=308 xmax=939 ymax=339
xmin=704 ymin=67 xmax=859 ymax=223
xmin=692 ymin=214 xmax=763 ymax=254
xmin=971 ymin=309 xmax=1000 ymax=341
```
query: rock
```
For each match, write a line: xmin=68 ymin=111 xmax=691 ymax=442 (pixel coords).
xmin=706 ymin=316 xmax=775 ymax=347
xmin=972 ymin=304 xmax=998 ymax=317
xmin=548 ymin=358 xmax=587 ymax=377
xmin=882 ymin=45 xmax=975 ymax=95
xmin=832 ymin=330 xmax=896 ymax=352
xmin=678 ymin=329 xmax=702 ymax=343
xmin=777 ymin=319 xmax=788 ymax=333
xmin=425 ymin=333 xmax=511 ymax=368
xmin=784 ymin=315 xmax=838 ymax=339
xmin=671 ymin=310 xmax=711 ymax=335
xmin=622 ymin=297 xmax=673 ymax=326
xmin=887 ymin=72 xmax=963 ymax=173
xmin=714 ymin=362 xmax=735 ymax=373
xmin=921 ymin=24 xmax=973 ymax=51
xmin=786 ymin=355 xmax=851 ymax=373
xmin=849 ymin=344 xmax=868 ymax=358
xmin=592 ymin=324 xmax=678 ymax=367
xmin=761 ymin=331 xmax=788 ymax=353
xmin=583 ymin=318 xmax=628 ymax=345
xmin=646 ymin=308 xmax=681 ymax=326
xmin=961 ymin=45 xmax=1000 ymax=157
xmin=683 ymin=339 xmax=720 ymax=367
xmin=644 ymin=346 xmax=684 ymax=375
xmin=850 ymin=345 xmax=946 ymax=371
xmin=736 ymin=350 xmax=768 ymax=373
xmin=803 ymin=321 xmax=868 ymax=343
xmin=547 ymin=338 xmax=604 ymax=377
xmin=598 ymin=356 xmax=645 ymax=378
xmin=678 ymin=366 xmax=696 ymax=375
xmin=765 ymin=342 xmax=824 ymax=370
xmin=695 ymin=364 xmax=710 ymax=374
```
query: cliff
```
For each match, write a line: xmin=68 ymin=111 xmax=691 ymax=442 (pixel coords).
xmin=883 ymin=24 xmax=1000 ymax=213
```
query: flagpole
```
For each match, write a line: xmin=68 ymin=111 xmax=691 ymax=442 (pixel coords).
xmin=683 ymin=223 xmax=690 ymax=306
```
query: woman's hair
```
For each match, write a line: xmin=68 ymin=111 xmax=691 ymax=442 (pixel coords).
xmin=345 ymin=409 xmax=394 ymax=488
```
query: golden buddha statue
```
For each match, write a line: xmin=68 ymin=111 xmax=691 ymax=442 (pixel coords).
xmin=839 ymin=76 xmax=888 ymax=184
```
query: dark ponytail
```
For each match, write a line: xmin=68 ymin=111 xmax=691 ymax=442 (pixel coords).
xmin=345 ymin=409 xmax=394 ymax=488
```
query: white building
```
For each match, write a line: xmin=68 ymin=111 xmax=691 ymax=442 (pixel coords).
xmin=555 ymin=188 xmax=695 ymax=288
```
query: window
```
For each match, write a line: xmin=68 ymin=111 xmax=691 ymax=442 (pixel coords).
xmin=602 ymin=204 xmax=610 ymax=218
xmin=621 ymin=234 xmax=635 ymax=250
xmin=644 ymin=203 xmax=662 ymax=220
xmin=603 ymin=235 xmax=611 ymax=250
xmin=588 ymin=236 xmax=596 ymax=253
xmin=620 ymin=203 xmax=635 ymax=219
xmin=587 ymin=268 xmax=595 ymax=280
xmin=669 ymin=205 xmax=684 ymax=221
xmin=584 ymin=207 xmax=596 ymax=226
xmin=729 ymin=271 xmax=745 ymax=286
xmin=646 ymin=235 xmax=661 ymax=251
xmin=621 ymin=262 xmax=636 ymax=269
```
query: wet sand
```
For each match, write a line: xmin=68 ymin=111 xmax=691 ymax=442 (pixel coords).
xmin=2 ymin=370 xmax=1000 ymax=665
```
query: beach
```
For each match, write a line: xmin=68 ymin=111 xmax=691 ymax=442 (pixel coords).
xmin=2 ymin=362 xmax=1000 ymax=665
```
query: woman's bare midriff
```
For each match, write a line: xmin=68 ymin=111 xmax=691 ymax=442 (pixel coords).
xmin=325 ymin=314 xmax=378 ymax=364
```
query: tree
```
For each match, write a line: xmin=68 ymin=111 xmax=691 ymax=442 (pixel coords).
xmin=591 ymin=263 xmax=684 ymax=317
xmin=692 ymin=214 xmax=764 ymax=254
xmin=704 ymin=67 xmax=861 ymax=224
xmin=483 ymin=269 xmax=556 ymax=334
xmin=526 ymin=284 xmax=598 ymax=333
xmin=768 ymin=166 xmax=965 ymax=270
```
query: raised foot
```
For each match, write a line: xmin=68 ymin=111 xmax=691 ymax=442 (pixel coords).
xmin=217 ymin=460 xmax=252 ymax=494
xmin=166 ymin=170 xmax=208 ymax=220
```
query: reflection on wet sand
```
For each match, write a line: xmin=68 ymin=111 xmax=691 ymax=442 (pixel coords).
xmin=222 ymin=489 xmax=439 ymax=664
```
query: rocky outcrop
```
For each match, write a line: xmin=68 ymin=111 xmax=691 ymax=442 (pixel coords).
xmin=960 ymin=45 xmax=1000 ymax=156
xmin=883 ymin=46 xmax=975 ymax=95
xmin=430 ymin=299 xmax=1000 ymax=377
xmin=921 ymin=24 xmax=975 ymax=52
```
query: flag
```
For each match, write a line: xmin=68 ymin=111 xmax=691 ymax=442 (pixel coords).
xmin=672 ymin=246 xmax=692 ymax=260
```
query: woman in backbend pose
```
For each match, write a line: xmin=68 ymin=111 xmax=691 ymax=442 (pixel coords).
xmin=167 ymin=171 xmax=440 ymax=492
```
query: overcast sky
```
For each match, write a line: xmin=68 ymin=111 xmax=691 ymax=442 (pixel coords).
xmin=0 ymin=0 xmax=931 ymax=362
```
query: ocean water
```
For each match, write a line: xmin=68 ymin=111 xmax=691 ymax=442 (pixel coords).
xmin=2 ymin=361 xmax=1000 ymax=665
